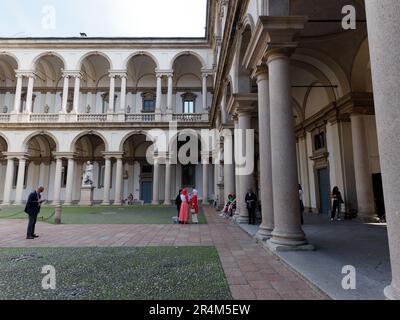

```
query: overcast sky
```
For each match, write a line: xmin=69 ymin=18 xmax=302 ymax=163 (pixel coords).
xmin=0 ymin=0 xmax=207 ymax=38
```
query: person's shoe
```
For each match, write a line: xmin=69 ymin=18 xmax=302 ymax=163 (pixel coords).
xmin=26 ymin=236 xmax=34 ymax=239
xmin=330 ymin=218 xmax=334 ymax=222
xmin=33 ymin=234 xmax=39 ymax=238
xmin=337 ymin=218 xmax=342 ymax=221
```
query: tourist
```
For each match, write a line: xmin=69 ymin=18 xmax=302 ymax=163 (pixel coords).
xmin=175 ymin=189 xmax=182 ymax=219
xmin=179 ymin=189 xmax=189 ymax=224
xmin=245 ymin=189 xmax=258 ymax=225
xmin=221 ymin=194 xmax=234 ymax=218
xmin=127 ymin=193 xmax=134 ymax=205
xmin=331 ymin=186 xmax=344 ymax=221
xmin=299 ymin=184 xmax=304 ymax=225
xmin=24 ymin=186 xmax=46 ymax=239
xmin=228 ymin=195 xmax=237 ymax=218
xmin=190 ymin=189 xmax=199 ymax=224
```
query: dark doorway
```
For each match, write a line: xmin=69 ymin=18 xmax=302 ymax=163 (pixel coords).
xmin=318 ymin=168 xmax=330 ymax=214
xmin=372 ymin=173 xmax=386 ymax=219
xmin=141 ymin=181 xmax=152 ymax=204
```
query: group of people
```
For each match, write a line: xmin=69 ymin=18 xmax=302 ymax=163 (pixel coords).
xmin=175 ymin=188 xmax=199 ymax=224
xmin=219 ymin=189 xmax=259 ymax=225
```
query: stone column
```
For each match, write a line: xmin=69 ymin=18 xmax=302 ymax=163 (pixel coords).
xmin=108 ymin=74 xmax=116 ymax=113
xmin=152 ymin=157 xmax=160 ymax=204
xmin=202 ymin=152 xmax=209 ymax=204
xmin=2 ymin=158 xmax=15 ymax=205
xmin=61 ymin=73 xmax=69 ymax=113
xmin=64 ymin=157 xmax=75 ymax=206
xmin=114 ymin=156 xmax=123 ymax=205
xmin=202 ymin=73 xmax=208 ymax=110
xmin=155 ymin=74 xmax=162 ymax=113
xmin=119 ymin=74 xmax=127 ymax=113
xmin=233 ymin=116 xmax=241 ymax=217
xmin=102 ymin=156 xmax=112 ymax=205
xmin=350 ymin=114 xmax=375 ymax=217
xmin=164 ymin=156 xmax=172 ymax=205
xmin=13 ymin=74 xmax=23 ymax=114
xmin=72 ymin=74 xmax=81 ymax=113
xmin=223 ymin=130 xmax=235 ymax=201
xmin=236 ymin=111 xmax=254 ymax=223
xmin=25 ymin=74 xmax=35 ymax=114
xmin=221 ymin=88 xmax=227 ymax=123
xmin=53 ymin=157 xmax=63 ymax=206
xmin=14 ymin=157 xmax=27 ymax=205
xmin=255 ymin=65 xmax=274 ymax=240
xmin=167 ymin=73 xmax=173 ymax=112
xmin=365 ymin=0 xmax=400 ymax=300
xmin=266 ymin=49 xmax=309 ymax=249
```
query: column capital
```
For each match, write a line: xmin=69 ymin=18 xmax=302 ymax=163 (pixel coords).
xmin=252 ymin=64 xmax=269 ymax=82
xmin=3 ymin=152 xmax=29 ymax=160
xmin=16 ymin=70 xmax=36 ymax=79
xmin=102 ymin=152 xmax=124 ymax=160
xmin=226 ymin=93 xmax=258 ymax=117
xmin=62 ymin=70 xmax=82 ymax=78
xmin=243 ymin=15 xmax=306 ymax=71
xmin=109 ymin=70 xmax=128 ymax=78
xmin=53 ymin=152 xmax=77 ymax=160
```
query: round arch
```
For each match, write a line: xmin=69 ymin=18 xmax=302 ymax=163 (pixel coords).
xmin=119 ymin=130 xmax=156 ymax=152
xmin=123 ymin=51 xmax=160 ymax=70
xmin=0 ymin=133 xmax=9 ymax=152
xmin=70 ymin=131 xmax=109 ymax=152
xmin=31 ymin=51 xmax=67 ymax=70
xmin=0 ymin=52 xmax=20 ymax=70
xmin=241 ymin=13 xmax=255 ymax=35
xmin=22 ymin=131 xmax=59 ymax=153
xmin=169 ymin=51 xmax=206 ymax=70
xmin=76 ymin=51 xmax=113 ymax=70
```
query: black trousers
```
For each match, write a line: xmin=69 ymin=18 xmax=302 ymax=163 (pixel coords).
xmin=248 ymin=207 xmax=256 ymax=225
xmin=27 ymin=214 xmax=37 ymax=237
xmin=331 ymin=200 xmax=340 ymax=219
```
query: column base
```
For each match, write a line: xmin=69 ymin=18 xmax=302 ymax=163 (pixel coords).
xmin=113 ymin=201 xmax=123 ymax=206
xmin=384 ymin=284 xmax=400 ymax=300
xmin=63 ymin=202 xmax=73 ymax=206
xmin=164 ymin=200 xmax=172 ymax=205
xmin=356 ymin=211 xmax=379 ymax=223
xmin=265 ymin=239 xmax=315 ymax=252
xmin=236 ymin=216 xmax=249 ymax=224
xmin=101 ymin=201 xmax=111 ymax=206
xmin=152 ymin=201 xmax=160 ymax=205
xmin=254 ymin=226 xmax=273 ymax=241
xmin=13 ymin=202 xmax=23 ymax=206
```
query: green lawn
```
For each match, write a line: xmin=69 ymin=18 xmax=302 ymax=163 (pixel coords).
xmin=0 ymin=205 xmax=206 ymax=224
xmin=0 ymin=247 xmax=231 ymax=300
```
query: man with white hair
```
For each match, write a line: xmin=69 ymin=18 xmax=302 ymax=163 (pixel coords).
xmin=24 ymin=186 xmax=46 ymax=239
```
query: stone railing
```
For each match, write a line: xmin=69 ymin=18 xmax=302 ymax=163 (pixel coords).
xmin=0 ymin=112 xmax=209 ymax=124
xmin=125 ymin=113 xmax=155 ymax=122
xmin=30 ymin=113 xmax=60 ymax=123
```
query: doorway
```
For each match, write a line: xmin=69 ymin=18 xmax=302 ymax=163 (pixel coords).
xmin=141 ymin=181 xmax=152 ymax=204
xmin=318 ymin=168 xmax=330 ymax=214
xmin=372 ymin=173 xmax=386 ymax=219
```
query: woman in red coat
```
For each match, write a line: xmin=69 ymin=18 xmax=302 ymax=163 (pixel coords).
xmin=190 ymin=189 xmax=199 ymax=224
xmin=179 ymin=189 xmax=189 ymax=224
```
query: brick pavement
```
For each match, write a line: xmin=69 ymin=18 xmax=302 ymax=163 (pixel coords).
xmin=0 ymin=206 xmax=328 ymax=300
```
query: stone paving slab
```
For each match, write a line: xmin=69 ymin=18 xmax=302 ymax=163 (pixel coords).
xmin=0 ymin=207 xmax=329 ymax=300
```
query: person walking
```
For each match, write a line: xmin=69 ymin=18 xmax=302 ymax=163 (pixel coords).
xmin=190 ymin=189 xmax=199 ymax=224
xmin=299 ymin=184 xmax=305 ymax=225
xmin=245 ymin=189 xmax=258 ymax=225
xmin=179 ymin=189 xmax=189 ymax=224
xmin=331 ymin=186 xmax=344 ymax=221
xmin=24 ymin=186 xmax=46 ymax=239
xmin=175 ymin=189 xmax=182 ymax=220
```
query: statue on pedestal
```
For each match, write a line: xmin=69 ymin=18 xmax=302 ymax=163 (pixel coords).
xmin=82 ymin=161 xmax=94 ymax=186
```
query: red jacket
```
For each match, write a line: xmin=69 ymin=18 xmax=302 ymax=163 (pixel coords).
xmin=190 ymin=195 xmax=199 ymax=213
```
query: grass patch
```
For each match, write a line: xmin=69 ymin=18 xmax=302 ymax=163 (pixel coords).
xmin=0 ymin=247 xmax=231 ymax=300
xmin=0 ymin=206 xmax=206 ymax=225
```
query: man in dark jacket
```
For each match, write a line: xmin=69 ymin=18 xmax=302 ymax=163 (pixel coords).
xmin=25 ymin=186 xmax=45 ymax=239
xmin=245 ymin=188 xmax=258 ymax=225
xmin=175 ymin=189 xmax=182 ymax=219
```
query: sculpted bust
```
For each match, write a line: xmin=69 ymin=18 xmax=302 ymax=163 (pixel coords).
xmin=82 ymin=161 xmax=94 ymax=186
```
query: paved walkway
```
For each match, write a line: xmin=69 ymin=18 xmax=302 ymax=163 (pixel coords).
xmin=240 ymin=213 xmax=391 ymax=300
xmin=0 ymin=207 xmax=328 ymax=300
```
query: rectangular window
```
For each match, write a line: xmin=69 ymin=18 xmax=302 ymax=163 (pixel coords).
xmin=181 ymin=165 xmax=196 ymax=188
xmin=183 ymin=100 xmax=194 ymax=113
xmin=61 ymin=165 xmax=68 ymax=188
xmin=314 ymin=132 xmax=325 ymax=151
xmin=143 ymin=100 xmax=155 ymax=112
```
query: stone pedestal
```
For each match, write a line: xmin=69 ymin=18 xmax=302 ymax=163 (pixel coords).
xmin=79 ymin=185 xmax=94 ymax=206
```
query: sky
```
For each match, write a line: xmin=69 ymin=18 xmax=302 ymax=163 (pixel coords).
xmin=0 ymin=0 xmax=208 ymax=38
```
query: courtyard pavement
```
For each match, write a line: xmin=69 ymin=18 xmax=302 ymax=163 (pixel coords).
xmin=240 ymin=213 xmax=391 ymax=300
xmin=0 ymin=207 xmax=328 ymax=300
